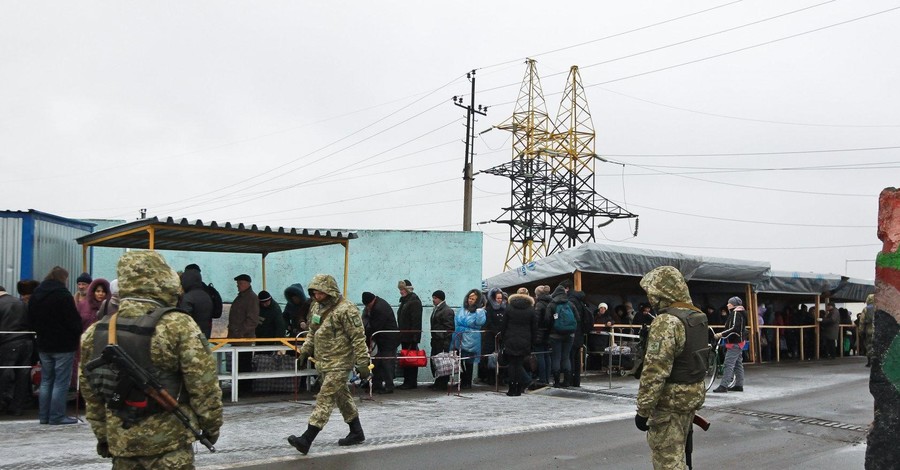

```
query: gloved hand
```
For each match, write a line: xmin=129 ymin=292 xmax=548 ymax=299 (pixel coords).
xmin=97 ymin=441 xmax=111 ymax=458
xmin=634 ymin=414 xmax=650 ymax=432
xmin=356 ymin=364 xmax=372 ymax=380
xmin=201 ymin=430 xmax=220 ymax=446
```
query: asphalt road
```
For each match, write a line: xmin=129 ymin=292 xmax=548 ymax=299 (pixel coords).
xmin=228 ymin=360 xmax=871 ymax=470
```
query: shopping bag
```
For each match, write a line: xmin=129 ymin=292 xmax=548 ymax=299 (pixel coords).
xmin=432 ymin=351 xmax=456 ymax=377
xmin=398 ymin=348 xmax=427 ymax=368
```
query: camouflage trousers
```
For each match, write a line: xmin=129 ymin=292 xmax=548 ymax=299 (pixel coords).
xmin=647 ymin=409 xmax=693 ymax=470
xmin=111 ymin=445 xmax=194 ymax=469
xmin=308 ymin=370 xmax=358 ymax=429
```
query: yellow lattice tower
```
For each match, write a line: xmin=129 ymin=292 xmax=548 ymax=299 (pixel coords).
xmin=495 ymin=59 xmax=555 ymax=271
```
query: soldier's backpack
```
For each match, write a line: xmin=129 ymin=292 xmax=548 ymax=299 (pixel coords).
xmin=552 ymin=301 xmax=577 ymax=335
xmin=204 ymin=283 xmax=224 ymax=319
xmin=86 ymin=307 xmax=186 ymax=425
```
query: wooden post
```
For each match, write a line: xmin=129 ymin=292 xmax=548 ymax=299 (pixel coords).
xmin=574 ymin=270 xmax=582 ymax=291
xmin=261 ymin=253 xmax=267 ymax=291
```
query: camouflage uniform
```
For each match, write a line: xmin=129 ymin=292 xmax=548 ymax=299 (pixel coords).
xmin=862 ymin=294 xmax=875 ymax=363
xmin=637 ymin=266 xmax=706 ymax=470
xmin=80 ymin=251 xmax=223 ymax=469
xmin=300 ymin=274 xmax=370 ymax=428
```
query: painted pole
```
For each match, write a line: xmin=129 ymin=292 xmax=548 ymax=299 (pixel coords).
xmin=867 ymin=187 xmax=900 ymax=469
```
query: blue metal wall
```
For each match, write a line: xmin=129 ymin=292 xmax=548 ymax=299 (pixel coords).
xmin=0 ymin=210 xmax=94 ymax=292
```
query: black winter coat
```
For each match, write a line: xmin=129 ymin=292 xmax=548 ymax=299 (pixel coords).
xmin=501 ymin=294 xmax=537 ymax=357
xmin=366 ymin=297 xmax=399 ymax=349
xmin=27 ymin=280 xmax=81 ymax=353
xmin=178 ymin=269 xmax=213 ymax=339
xmin=429 ymin=301 xmax=455 ymax=352
xmin=397 ymin=292 xmax=422 ymax=344
xmin=568 ymin=291 xmax=592 ymax=349
xmin=533 ymin=293 xmax=553 ymax=346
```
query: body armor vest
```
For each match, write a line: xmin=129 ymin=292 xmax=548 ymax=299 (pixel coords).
xmin=87 ymin=307 xmax=185 ymax=426
xmin=665 ymin=307 xmax=709 ymax=384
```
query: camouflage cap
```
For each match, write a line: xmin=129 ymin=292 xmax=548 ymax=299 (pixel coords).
xmin=307 ymin=274 xmax=341 ymax=299
xmin=865 ymin=293 xmax=875 ymax=306
xmin=116 ymin=250 xmax=181 ymax=306
xmin=640 ymin=266 xmax=692 ymax=310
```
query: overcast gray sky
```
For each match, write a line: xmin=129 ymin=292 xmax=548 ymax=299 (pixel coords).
xmin=2 ymin=1 xmax=897 ymax=279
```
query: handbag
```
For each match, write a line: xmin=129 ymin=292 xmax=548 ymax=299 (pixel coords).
xmin=398 ymin=348 xmax=427 ymax=368
xmin=432 ymin=351 xmax=457 ymax=377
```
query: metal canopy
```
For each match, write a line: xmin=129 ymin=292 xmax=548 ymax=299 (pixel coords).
xmin=76 ymin=216 xmax=358 ymax=292
xmin=76 ymin=216 xmax=356 ymax=253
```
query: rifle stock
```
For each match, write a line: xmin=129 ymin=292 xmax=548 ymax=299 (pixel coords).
xmin=91 ymin=344 xmax=216 ymax=452
xmin=693 ymin=414 xmax=710 ymax=431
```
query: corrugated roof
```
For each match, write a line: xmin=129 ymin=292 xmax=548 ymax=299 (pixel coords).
xmin=76 ymin=216 xmax=357 ymax=254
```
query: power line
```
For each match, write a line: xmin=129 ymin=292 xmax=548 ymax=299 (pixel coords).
xmin=598 ymin=86 xmax=900 ymax=128
xmin=604 ymin=160 xmax=877 ymax=198
xmin=134 ymin=75 xmax=466 ymax=217
xmin=584 ymin=5 xmax=900 ymax=88
xmin=480 ymin=0 xmax=837 ymax=100
xmin=610 ymin=200 xmax=875 ymax=228
xmin=476 ymin=0 xmax=744 ymax=71
xmin=604 ymin=145 xmax=900 ymax=158
xmin=169 ymin=106 xmax=458 ymax=216
xmin=615 ymin=239 xmax=881 ymax=251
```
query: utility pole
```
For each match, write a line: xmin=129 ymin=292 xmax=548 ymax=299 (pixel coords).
xmin=453 ymin=70 xmax=487 ymax=231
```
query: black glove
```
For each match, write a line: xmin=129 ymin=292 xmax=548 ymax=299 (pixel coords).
xmin=634 ymin=414 xmax=650 ymax=432
xmin=201 ymin=430 xmax=219 ymax=446
xmin=356 ymin=364 xmax=372 ymax=380
xmin=297 ymin=353 xmax=310 ymax=369
xmin=97 ymin=441 xmax=111 ymax=458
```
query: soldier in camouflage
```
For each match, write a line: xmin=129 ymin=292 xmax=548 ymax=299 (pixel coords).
xmin=635 ymin=266 xmax=708 ymax=470
xmin=80 ymin=251 xmax=223 ymax=469
xmin=288 ymin=274 xmax=372 ymax=455
xmin=862 ymin=293 xmax=875 ymax=367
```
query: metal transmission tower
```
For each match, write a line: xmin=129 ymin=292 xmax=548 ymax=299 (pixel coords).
xmin=491 ymin=59 xmax=555 ymax=271
xmin=452 ymin=70 xmax=487 ymax=232
xmin=545 ymin=66 xmax=636 ymax=254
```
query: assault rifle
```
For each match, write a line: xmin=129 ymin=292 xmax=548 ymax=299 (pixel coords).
xmin=85 ymin=344 xmax=216 ymax=452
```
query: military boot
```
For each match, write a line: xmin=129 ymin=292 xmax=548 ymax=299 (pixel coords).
xmin=338 ymin=417 xmax=365 ymax=446
xmin=506 ymin=382 xmax=517 ymax=396
xmin=288 ymin=424 xmax=321 ymax=455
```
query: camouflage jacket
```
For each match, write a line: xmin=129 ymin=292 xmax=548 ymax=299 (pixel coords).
xmin=636 ymin=266 xmax=706 ymax=418
xmin=300 ymin=274 xmax=370 ymax=373
xmin=80 ymin=251 xmax=223 ymax=457
xmin=635 ymin=312 xmax=706 ymax=417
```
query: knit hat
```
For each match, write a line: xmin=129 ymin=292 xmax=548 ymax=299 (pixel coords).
xmin=398 ymin=279 xmax=414 ymax=292
xmin=727 ymin=296 xmax=743 ymax=306
xmin=598 ymin=302 xmax=609 ymax=310
xmin=184 ymin=263 xmax=201 ymax=272
xmin=432 ymin=290 xmax=445 ymax=301
xmin=258 ymin=290 xmax=272 ymax=302
xmin=516 ymin=287 xmax=530 ymax=296
xmin=534 ymin=285 xmax=551 ymax=297
xmin=77 ymin=272 xmax=92 ymax=284
xmin=362 ymin=292 xmax=376 ymax=305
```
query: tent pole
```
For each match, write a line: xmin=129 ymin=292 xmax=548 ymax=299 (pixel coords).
xmin=261 ymin=253 xmax=268 ymax=291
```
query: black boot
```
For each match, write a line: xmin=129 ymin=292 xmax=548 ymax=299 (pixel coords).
xmin=338 ymin=417 xmax=365 ymax=446
xmin=560 ymin=371 xmax=570 ymax=389
xmin=506 ymin=382 xmax=516 ymax=396
xmin=513 ymin=382 xmax=522 ymax=396
xmin=553 ymin=373 xmax=560 ymax=388
xmin=865 ymin=358 xmax=871 ymax=367
xmin=288 ymin=424 xmax=321 ymax=454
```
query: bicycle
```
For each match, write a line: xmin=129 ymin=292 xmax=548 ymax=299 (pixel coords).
xmin=705 ymin=328 xmax=736 ymax=391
